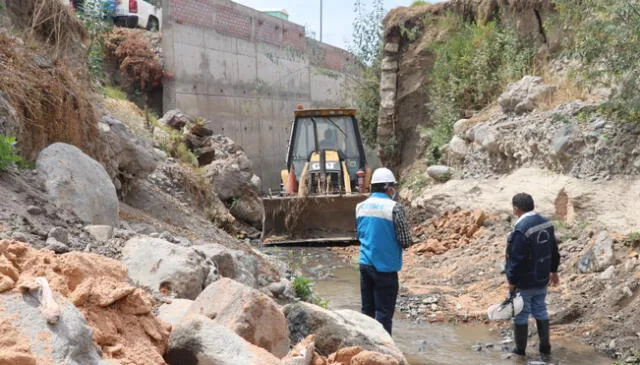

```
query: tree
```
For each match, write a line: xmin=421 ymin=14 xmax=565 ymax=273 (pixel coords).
xmin=349 ymin=0 xmax=384 ymax=148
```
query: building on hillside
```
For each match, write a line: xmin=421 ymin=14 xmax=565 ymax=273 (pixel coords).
xmin=258 ymin=8 xmax=289 ymax=21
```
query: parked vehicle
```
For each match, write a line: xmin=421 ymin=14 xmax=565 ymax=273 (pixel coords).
xmin=62 ymin=0 xmax=161 ymax=32
xmin=113 ymin=0 xmax=162 ymax=32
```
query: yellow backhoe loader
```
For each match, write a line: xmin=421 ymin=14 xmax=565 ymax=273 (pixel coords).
xmin=262 ymin=107 xmax=372 ymax=244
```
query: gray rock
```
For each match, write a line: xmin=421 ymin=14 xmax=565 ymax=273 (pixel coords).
xmin=165 ymin=315 xmax=281 ymax=365
xmin=157 ymin=298 xmax=194 ymax=328
xmin=442 ymin=136 xmax=468 ymax=164
xmin=159 ymin=231 xmax=177 ymax=243
xmin=598 ymin=265 xmax=616 ymax=280
xmin=84 ymin=225 xmax=114 ymax=242
xmin=36 ymin=143 xmax=119 ymax=227
xmin=45 ymin=237 xmax=70 ymax=254
xmin=472 ymin=124 xmax=500 ymax=153
xmin=427 ymin=165 xmax=454 ymax=182
xmin=551 ymin=124 xmax=584 ymax=159
xmin=1 ymin=291 xmax=103 ymax=365
xmin=159 ymin=109 xmax=193 ymax=130
xmin=173 ymin=236 xmax=193 ymax=247
xmin=11 ymin=231 xmax=30 ymax=242
xmin=121 ymin=237 xmax=209 ymax=299
xmin=0 ymin=91 xmax=19 ymax=137
xmin=284 ymin=302 xmax=407 ymax=364
xmin=453 ymin=119 xmax=474 ymax=139
xmin=229 ymin=193 xmax=265 ymax=228
xmin=26 ymin=205 xmax=43 ymax=215
xmin=194 ymin=243 xmax=260 ymax=288
xmin=579 ymin=232 xmax=615 ymax=273
xmin=498 ymin=76 xmax=556 ymax=114
xmin=100 ymin=115 xmax=159 ymax=184
xmin=267 ymin=281 xmax=286 ymax=296
xmin=48 ymin=227 xmax=69 ymax=245
xmin=185 ymin=278 xmax=290 ymax=357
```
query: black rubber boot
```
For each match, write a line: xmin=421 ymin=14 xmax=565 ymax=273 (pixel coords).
xmin=512 ymin=323 xmax=528 ymax=356
xmin=537 ymin=319 xmax=551 ymax=355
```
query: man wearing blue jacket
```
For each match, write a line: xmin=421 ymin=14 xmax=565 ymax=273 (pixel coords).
xmin=506 ymin=193 xmax=560 ymax=356
xmin=356 ymin=167 xmax=412 ymax=335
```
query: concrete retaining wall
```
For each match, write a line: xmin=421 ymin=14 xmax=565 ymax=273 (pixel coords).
xmin=162 ymin=0 xmax=360 ymax=190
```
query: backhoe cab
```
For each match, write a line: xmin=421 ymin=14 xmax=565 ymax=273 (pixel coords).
xmin=262 ymin=107 xmax=372 ymax=244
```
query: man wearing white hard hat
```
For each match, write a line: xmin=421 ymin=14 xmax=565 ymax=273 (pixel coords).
xmin=355 ymin=167 xmax=412 ymax=335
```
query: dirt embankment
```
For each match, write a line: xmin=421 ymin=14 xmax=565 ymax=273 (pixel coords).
xmin=402 ymin=205 xmax=640 ymax=360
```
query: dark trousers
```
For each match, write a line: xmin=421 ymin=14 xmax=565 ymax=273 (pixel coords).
xmin=359 ymin=264 xmax=399 ymax=335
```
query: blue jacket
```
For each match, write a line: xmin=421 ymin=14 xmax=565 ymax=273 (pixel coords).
xmin=506 ymin=213 xmax=560 ymax=290
xmin=356 ymin=193 xmax=402 ymax=272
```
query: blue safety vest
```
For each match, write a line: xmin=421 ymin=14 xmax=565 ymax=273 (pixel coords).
xmin=356 ymin=192 xmax=402 ymax=272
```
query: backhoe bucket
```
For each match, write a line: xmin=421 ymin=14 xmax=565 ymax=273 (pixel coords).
xmin=261 ymin=194 xmax=367 ymax=245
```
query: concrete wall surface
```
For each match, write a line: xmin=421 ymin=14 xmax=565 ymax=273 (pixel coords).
xmin=163 ymin=0 xmax=360 ymax=190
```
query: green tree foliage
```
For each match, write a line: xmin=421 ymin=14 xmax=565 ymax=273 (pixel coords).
xmin=0 ymin=134 xmax=22 ymax=172
xmin=76 ymin=0 xmax=114 ymax=80
xmin=350 ymin=0 xmax=384 ymax=148
xmin=425 ymin=14 xmax=535 ymax=163
xmin=554 ymin=0 xmax=640 ymax=123
xmin=411 ymin=0 xmax=429 ymax=6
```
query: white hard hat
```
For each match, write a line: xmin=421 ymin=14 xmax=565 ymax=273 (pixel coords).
xmin=487 ymin=293 xmax=524 ymax=320
xmin=371 ymin=168 xmax=397 ymax=184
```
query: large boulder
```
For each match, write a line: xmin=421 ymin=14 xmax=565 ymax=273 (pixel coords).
xmin=193 ymin=243 xmax=260 ymax=288
xmin=441 ymin=136 xmax=468 ymax=165
xmin=228 ymin=191 xmax=265 ymax=228
xmin=579 ymin=232 xmax=615 ymax=273
xmin=498 ymin=76 xmax=556 ymax=114
xmin=165 ymin=315 xmax=281 ymax=365
xmin=551 ymin=124 xmax=585 ymax=161
xmin=427 ymin=165 xmax=454 ymax=182
xmin=100 ymin=115 xmax=159 ymax=187
xmin=121 ymin=237 xmax=211 ymax=299
xmin=470 ymin=124 xmax=500 ymax=153
xmin=159 ymin=109 xmax=194 ymax=130
xmin=0 ymin=291 xmax=103 ymax=365
xmin=185 ymin=278 xmax=290 ymax=357
xmin=205 ymin=156 xmax=256 ymax=201
xmin=36 ymin=143 xmax=119 ymax=227
xmin=283 ymin=302 xmax=407 ymax=364
xmin=157 ymin=298 xmax=194 ymax=328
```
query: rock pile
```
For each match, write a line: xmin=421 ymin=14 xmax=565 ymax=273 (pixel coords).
xmin=157 ymin=110 xmax=264 ymax=228
xmin=410 ymin=209 xmax=486 ymax=255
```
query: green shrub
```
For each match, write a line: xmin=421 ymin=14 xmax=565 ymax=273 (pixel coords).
xmin=76 ymin=0 xmax=114 ymax=81
xmin=424 ymin=14 xmax=535 ymax=157
xmin=554 ymin=0 xmax=640 ymax=123
xmin=411 ymin=0 xmax=429 ymax=7
xmin=0 ymin=134 xmax=22 ymax=172
xmin=292 ymin=275 xmax=313 ymax=301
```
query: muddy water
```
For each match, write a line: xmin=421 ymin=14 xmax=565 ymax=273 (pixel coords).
xmin=264 ymin=246 xmax=613 ymax=365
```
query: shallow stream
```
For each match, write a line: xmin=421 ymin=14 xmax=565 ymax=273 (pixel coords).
xmin=263 ymin=246 xmax=613 ymax=365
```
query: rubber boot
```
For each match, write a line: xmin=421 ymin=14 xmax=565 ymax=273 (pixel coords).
xmin=537 ymin=319 xmax=551 ymax=355
xmin=512 ymin=323 xmax=528 ymax=356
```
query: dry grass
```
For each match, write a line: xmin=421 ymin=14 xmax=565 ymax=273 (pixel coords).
xmin=5 ymin=0 xmax=87 ymax=60
xmin=537 ymin=68 xmax=593 ymax=111
xmin=0 ymin=33 xmax=100 ymax=161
